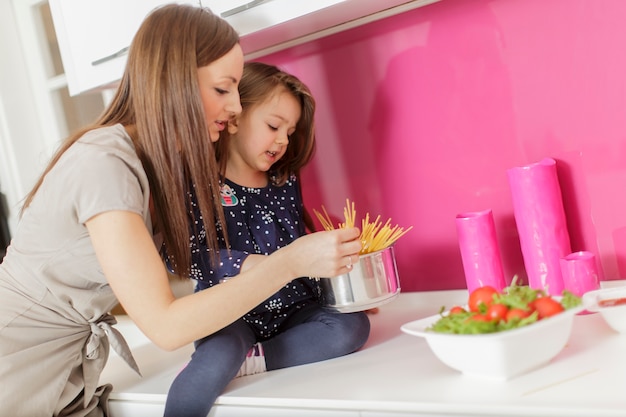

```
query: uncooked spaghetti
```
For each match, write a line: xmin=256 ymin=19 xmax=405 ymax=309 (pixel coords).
xmin=313 ymin=199 xmax=412 ymax=254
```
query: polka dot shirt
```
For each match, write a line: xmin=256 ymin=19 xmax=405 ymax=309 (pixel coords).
xmin=187 ymin=175 xmax=319 ymax=339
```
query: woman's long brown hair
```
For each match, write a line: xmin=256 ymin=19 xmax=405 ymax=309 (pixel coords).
xmin=21 ymin=4 xmax=239 ymax=276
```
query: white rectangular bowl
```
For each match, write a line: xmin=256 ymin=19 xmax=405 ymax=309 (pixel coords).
xmin=401 ymin=304 xmax=583 ymax=380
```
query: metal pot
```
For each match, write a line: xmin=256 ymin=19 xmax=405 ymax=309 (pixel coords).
xmin=316 ymin=245 xmax=401 ymax=313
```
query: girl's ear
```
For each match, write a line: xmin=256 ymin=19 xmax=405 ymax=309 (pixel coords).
xmin=228 ymin=118 xmax=239 ymax=134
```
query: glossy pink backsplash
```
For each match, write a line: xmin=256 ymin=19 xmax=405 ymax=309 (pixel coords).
xmin=255 ymin=0 xmax=626 ymax=291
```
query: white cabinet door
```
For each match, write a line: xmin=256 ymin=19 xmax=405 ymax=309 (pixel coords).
xmin=48 ymin=0 xmax=338 ymax=96
xmin=49 ymin=0 xmax=441 ymax=96
xmin=48 ymin=0 xmax=199 ymax=96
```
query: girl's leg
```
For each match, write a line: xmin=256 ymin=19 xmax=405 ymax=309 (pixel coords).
xmin=262 ymin=304 xmax=370 ymax=370
xmin=163 ymin=319 xmax=256 ymax=417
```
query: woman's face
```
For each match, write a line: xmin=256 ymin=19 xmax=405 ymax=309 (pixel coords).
xmin=197 ymin=44 xmax=244 ymax=142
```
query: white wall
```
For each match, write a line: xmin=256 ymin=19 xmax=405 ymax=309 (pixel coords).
xmin=0 ymin=1 xmax=54 ymax=235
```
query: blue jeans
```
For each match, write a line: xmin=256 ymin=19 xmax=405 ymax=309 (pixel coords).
xmin=163 ymin=304 xmax=370 ymax=417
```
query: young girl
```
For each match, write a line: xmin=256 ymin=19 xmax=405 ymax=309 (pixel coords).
xmin=163 ymin=62 xmax=371 ymax=417
xmin=0 ymin=6 xmax=361 ymax=416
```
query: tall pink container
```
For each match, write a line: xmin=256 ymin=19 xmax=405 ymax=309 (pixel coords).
xmin=507 ymin=158 xmax=571 ymax=295
xmin=456 ymin=209 xmax=506 ymax=293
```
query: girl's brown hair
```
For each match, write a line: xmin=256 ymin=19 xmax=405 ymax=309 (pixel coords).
xmin=22 ymin=4 xmax=239 ymax=275
xmin=215 ymin=62 xmax=317 ymax=186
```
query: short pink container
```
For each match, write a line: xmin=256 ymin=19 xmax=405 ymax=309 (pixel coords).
xmin=560 ymin=251 xmax=600 ymax=297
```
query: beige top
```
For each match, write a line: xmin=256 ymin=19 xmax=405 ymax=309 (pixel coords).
xmin=0 ymin=124 xmax=150 ymax=416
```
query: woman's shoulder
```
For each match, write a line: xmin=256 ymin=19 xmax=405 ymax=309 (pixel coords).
xmin=77 ymin=124 xmax=135 ymax=154
xmin=70 ymin=124 xmax=142 ymax=169
xmin=59 ymin=124 xmax=146 ymax=187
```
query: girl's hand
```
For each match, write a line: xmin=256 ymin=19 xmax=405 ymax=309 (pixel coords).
xmin=282 ymin=227 xmax=361 ymax=278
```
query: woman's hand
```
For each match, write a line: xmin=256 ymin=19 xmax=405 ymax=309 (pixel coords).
xmin=281 ymin=227 xmax=362 ymax=279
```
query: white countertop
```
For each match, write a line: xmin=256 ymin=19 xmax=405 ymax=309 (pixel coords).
xmin=101 ymin=283 xmax=626 ymax=416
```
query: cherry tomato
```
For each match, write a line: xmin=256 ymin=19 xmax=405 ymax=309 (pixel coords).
xmin=449 ymin=306 xmax=466 ymax=315
xmin=506 ymin=308 xmax=531 ymax=322
xmin=532 ymin=296 xmax=564 ymax=319
xmin=486 ymin=303 xmax=509 ymax=322
xmin=468 ymin=286 xmax=499 ymax=313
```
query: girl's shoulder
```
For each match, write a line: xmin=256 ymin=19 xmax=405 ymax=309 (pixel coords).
xmin=219 ymin=175 xmax=301 ymax=205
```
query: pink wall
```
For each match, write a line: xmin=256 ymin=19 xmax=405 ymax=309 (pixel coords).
xmin=253 ymin=0 xmax=626 ymax=291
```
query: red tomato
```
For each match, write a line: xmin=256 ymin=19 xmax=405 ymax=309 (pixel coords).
xmin=449 ymin=306 xmax=466 ymax=315
xmin=532 ymin=296 xmax=564 ymax=319
xmin=468 ymin=286 xmax=499 ymax=313
xmin=486 ymin=303 xmax=509 ymax=322
xmin=506 ymin=308 xmax=531 ymax=321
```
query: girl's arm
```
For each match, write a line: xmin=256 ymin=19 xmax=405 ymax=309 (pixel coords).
xmin=190 ymin=236 xmax=251 ymax=283
xmin=86 ymin=210 xmax=360 ymax=350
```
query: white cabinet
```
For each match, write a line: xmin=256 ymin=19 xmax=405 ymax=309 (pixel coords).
xmin=48 ymin=0 xmax=193 ymax=96
xmin=49 ymin=0 xmax=441 ymax=96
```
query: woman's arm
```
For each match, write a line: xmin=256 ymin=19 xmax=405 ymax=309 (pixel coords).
xmin=86 ymin=210 xmax=360 ymax=350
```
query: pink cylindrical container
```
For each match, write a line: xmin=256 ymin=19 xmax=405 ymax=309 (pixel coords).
xmin=560 ymin=251 xmax=600 ymax=297
xmin=456 ymin=209 xmax=506 ymax=293
xmin=507 ymin=158 xmax=571 ymax=295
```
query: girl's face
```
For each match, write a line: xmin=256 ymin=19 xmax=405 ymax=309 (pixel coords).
xmin=228 ymin=87 xmax=301 ymax=184
xmin=197 ymin=44 xmax=244 ymax=142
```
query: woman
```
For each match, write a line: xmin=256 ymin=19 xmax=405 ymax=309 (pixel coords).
xmin=0 ymin=4 xmax=361 ymax=416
